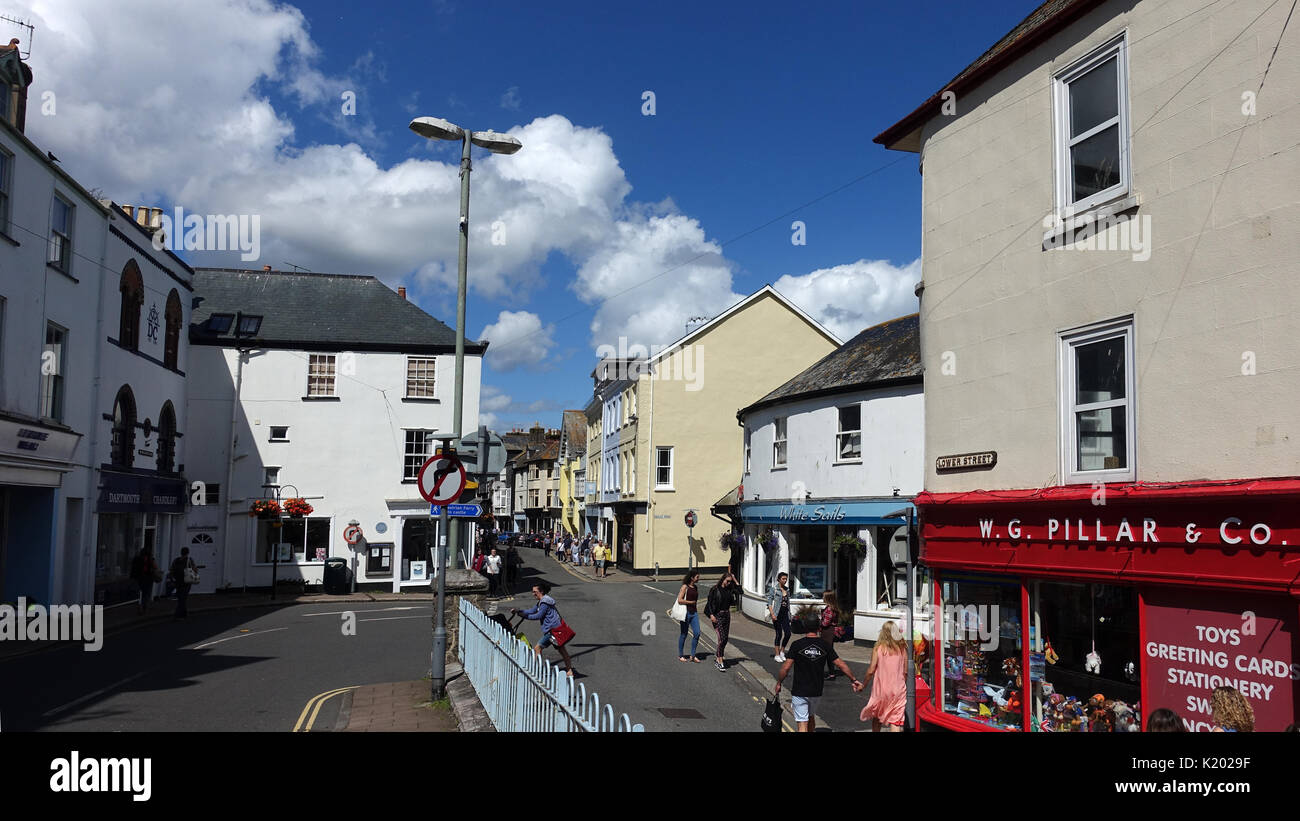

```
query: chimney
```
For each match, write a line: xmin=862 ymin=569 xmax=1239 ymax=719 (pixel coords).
xmin=0 ymin=40 xmax=31 ymax=133
xmin=529 ymin=423 xmax=544 ymax=445
xmin=398 ymin=287 xmax=407 ymax=300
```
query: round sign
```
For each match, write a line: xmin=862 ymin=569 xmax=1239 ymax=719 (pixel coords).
xmin=417 ymin=454 xmax=467 ymax=506
xmin=375 ymin=522 xmax=387 ymax=534
xmin=684 ymin=511 xmax=697 ymax=528
xmin=343 ymin=525 xmax=363 ymax=545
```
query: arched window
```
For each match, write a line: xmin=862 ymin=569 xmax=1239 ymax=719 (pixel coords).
xmin=119 ymin=260 xmax=144 ymax=351
xmin=111 ymin=385 xmax=136 ymax=468
xmin=164 ymin=289 xmax=182 ymax=369
xmin=157 ymin=401 xmax=177 ymax=474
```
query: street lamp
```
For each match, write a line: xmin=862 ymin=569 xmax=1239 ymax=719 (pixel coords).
xmin=409 ymin=114 xmax=521 ymax=700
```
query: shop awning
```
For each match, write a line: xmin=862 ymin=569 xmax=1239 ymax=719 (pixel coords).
xmin=97 ymin=470 xmax=187 ymax=514
xmin=739 ymin=498 xmax=912 ymax=526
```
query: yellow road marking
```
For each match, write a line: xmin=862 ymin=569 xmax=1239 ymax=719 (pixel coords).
xmin=293 ymin=686 xmax=359 ymax=732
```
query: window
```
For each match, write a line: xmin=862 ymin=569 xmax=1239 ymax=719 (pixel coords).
xmin=164 ymin=289 xmax=182 ymax=369
xmin=0 ymin=148 xmax=12 ymax=235
xmin=110 ymin=386 xmax=136 ymax=467
xmin=744 ymin=428 xmax=751 ymax=474
xmin=1060 ymin=318 xmax=1135 ymax=482
xmin=269 ymin=426 xmax=289 ymax=441
xmin=40 ymin=323 xmax=66 ymax=422
xmin=264 ymin=467 xmax=280 ymax=489
xmin=118 ymin=261 xmax=144 ymax=351
xmin=836 ymin=405 xmax=861 ymax=461
xmin=406 ymin=356 xmax=436 ymax=397
xmin=156 ymin=402 xmax=177 ymax=474
xmin=48 ymin=194 xmax=73 ymax=272
xmin=530 ymin=489 xmax=540 ymax=507
xmin=307 ymin=354 xmax=336 ymax=396
xmin=938 ymin=574 xmax=1025 ymax=731
xmin=772 ymin=417 xmax=787 ymax=468
xmin=655 ymin=446 xmax=673 ymax=489
xmin=258 ymin=518 xmax=330 ymax=563
xmin=1054 ymin=34 xmax=1130 ymax=214
xmin=403 ymin=429 xmax=433 ymax=480
xmin=204 ymin=483 xmax=221 ymax=505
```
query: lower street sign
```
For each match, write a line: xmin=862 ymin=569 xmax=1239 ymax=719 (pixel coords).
xmin=429 ymin=504 xmax=483 ymax=517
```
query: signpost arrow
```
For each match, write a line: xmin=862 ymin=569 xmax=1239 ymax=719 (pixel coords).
xmin=429 ymin=504 xmax=483 ymax=517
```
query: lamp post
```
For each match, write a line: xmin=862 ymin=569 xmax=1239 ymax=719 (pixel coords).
xmin=409 ymin=115 xmax=521 ymax=700
xmin=265 ymin=483 xmax=299 ymax=600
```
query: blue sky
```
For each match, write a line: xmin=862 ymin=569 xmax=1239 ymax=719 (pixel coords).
xmin=18 ymin=0 xmax=1042 ymax=432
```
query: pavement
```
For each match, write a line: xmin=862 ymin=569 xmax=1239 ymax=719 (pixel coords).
xmin=333 ymin=679 xmax=458 ymax=732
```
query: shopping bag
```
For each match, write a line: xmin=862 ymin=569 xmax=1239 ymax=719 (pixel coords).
xmin=760 ymin=696 xmax=782 ymax=733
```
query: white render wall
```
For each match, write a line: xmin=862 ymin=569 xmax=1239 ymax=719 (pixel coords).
xmin=742 ymin=385 xmax=925 ymax=503
xmin=916 ymin=0 xmax=1300 ymax=492
xmin=185 ymin=345 xmax=481 ymax=592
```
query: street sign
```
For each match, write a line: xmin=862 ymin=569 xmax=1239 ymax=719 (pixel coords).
xmin=684 ymin=511 xmax=697 ymax=528
xmin=429 ymin=504 xmax=483 ymax=517
xmin=343 ymin=525 xmax=363 ymax=545
xmin=418 ymin=454 xmax=467 ymax=505
xmin=458 ymin=429 xmax=507 ymax=476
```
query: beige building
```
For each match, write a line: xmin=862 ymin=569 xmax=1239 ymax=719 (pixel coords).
xmin=876 ymin=0 xmax=1300 ymax=733
xmin=586 ymin=286 xmax=841 ymax=573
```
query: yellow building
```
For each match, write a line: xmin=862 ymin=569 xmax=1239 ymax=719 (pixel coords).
xmin=589 ymin=286 xmax=841 ymax=573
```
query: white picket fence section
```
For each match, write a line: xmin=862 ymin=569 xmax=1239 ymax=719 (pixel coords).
xmin=457 ymin=598 xmax=645 ymax=732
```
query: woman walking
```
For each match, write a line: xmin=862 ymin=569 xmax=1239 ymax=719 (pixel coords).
xmin=705 ymin=571 xmax=740 ymax=671
xmin=766 ymin=572 xmax=792 ymax=662
xmin=819 ymin=591 xmax=844 ymax=679
xmin=860 ymin=619 xmax=908 ymax=731
xmin=676 ymin=570 xmax=702 ymax=662
xmin=513 ymin=582 xmax=574 ymax=677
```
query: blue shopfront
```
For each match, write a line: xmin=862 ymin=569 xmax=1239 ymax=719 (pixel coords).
xmin=737 ymin=498 xmax=928 ymax=643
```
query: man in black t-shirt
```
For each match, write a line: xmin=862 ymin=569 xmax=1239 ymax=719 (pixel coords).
xmin=774 ymin=608 xmax=863 ymax=732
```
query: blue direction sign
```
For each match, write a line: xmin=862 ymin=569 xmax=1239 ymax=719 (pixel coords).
xmin=429 ymin=503 xmax=483 ymax=517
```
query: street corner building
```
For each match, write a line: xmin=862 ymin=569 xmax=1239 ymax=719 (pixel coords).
xmin=875 ymin=0 xmax=1300 ymax=731
xmin=185 ymin=268 xmax=485 ymax=593
xmin=582 ymin=285 xmax=843 ymax=575
xmin=733 ymin=313 xmax=924 ymax=643
xmin=0 ymin=43 xmax=192 ymax=607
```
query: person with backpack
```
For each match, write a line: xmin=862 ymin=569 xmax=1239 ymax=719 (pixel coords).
xmin=705 ymin=571 xmax=740 ymax=671
xmin=169 ymin=547 xmax=198 ymax=618
xmin=512 ymin=581 xmax=574 ymax=677
xmin=773 ymin=606 xmax=864 ymax=732
xmin=129 ymin=546 xmax=160 ymax=614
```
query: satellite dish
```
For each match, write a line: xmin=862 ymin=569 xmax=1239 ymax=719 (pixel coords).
xmin=888 ymin=525 xmax=910 ymax=569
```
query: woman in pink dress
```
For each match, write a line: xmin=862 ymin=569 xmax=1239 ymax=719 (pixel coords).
xmin=860 ymin=620 xmax=907 ymax=732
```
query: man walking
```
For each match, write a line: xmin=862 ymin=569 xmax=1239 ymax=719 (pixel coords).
xmin=129 ymin=546 xmax=160 ymax=614
xmin=591 ymin=540 xmax=605 ymax=578
xmin=484 ymin=547 xmax=503 ymax=597
xmin=773 ymin=607 xmax=863 ymax=731
xmin=169 ymin=547 xmax=197 ymax=619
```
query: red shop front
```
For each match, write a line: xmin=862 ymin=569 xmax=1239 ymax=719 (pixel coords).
xmin=911 ymin=478 xmax=1300 ymax=733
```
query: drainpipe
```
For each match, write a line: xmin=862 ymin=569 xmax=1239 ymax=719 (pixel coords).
xmin=645 ymin=365 xmax=654 ymax=575
xmin=222 ymin=347 xmax=245 ymax=593
xmin=81 ymin=205 xmax=113 ymax=604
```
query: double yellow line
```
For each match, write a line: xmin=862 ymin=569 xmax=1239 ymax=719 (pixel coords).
xmin=293 ymin=686 xmax=359 ymax=732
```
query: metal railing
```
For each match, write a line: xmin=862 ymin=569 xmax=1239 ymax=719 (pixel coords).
xmin=458 ymin=598 xmax=644 ymax=732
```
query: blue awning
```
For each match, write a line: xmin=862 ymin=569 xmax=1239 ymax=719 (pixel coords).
xmin=738 ymin=498 xmax=911 ymax=526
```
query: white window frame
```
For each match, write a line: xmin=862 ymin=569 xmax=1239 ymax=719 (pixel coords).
xmin=306 ymin=354 xmax=336 ymax=396
xmin=836 ymin=404 xmax=862 ymax=463
xmin=744 ymin=427 xmax=751 ymax=474
xmin=40 ymin=321 xmax=67 ymax=422
xmin=655 ymin=446 xmax=673 ymax=490
xmin=403 ymin=429 xmax=433 ymax=480
xmin=0 ymin=147 xmax=12 ymax=236
xmin=263 ymin=466 xmax=281 ymax=489
xmin=772 ymin=417 xmax=787 ymax=468
xmin=48 ymin=193 xmax=74 ymax=273
xmin=405 ymin=356 xmax=437 ymax=398
xmin=269 ymin=426 xmax=289 ymax=442
xmin=1058 ymin=316 xmax=1136 ymax=484
xmin=1052 ymin=33 xmax=1131 ymax=218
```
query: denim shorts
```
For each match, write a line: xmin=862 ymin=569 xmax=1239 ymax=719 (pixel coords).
xmin=537 ymin=631 xmax=554 ymax=648
xmin=791 ymin=695 xmax=817 ymax=723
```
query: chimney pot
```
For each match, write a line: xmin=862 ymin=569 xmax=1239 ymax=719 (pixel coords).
xmin=263 ymin=265 xmax=272 ymax=271
xmin=398 ymin=287 xmax=407 ymax=300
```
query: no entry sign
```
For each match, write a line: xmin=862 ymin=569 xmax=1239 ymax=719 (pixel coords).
xmin=343 ymin=525 xmax=363 ymax=545
xmin=418 ymin=454 xmax=466 ymax=506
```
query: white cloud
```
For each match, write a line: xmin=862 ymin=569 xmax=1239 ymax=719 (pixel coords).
xmin=500 ymin=86 xmax=521 ymax=111
xmin=774 ymin=259 xmax=921 ymax=341
xmin=479 ymin=311 xmax=556 ymax=372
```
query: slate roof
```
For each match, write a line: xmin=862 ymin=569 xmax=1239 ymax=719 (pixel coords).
xmin=875 ymin=0 xmax=1104 ymax=150
xmin=189 ymin=268 xmax=486 ymax=354
xmin=561 ymin=410 xmax=586 ymax=457
xmin=738 ymin=313 xmax=921 ymax=418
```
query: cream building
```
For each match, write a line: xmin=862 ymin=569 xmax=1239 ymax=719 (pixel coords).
xmin=588 ymin=286 xmax=841 ymax=574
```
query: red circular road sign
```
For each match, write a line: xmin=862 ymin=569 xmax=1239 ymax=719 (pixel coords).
xmin=684 ymin=511 xmax=697 ymax=528
xmin=418 ymin=454 xmax=467 ymax=505
xmin=343 ymin=525 xmax=363 ymax=545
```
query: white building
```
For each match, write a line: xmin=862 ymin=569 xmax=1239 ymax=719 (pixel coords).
xmin=185 ymin=269 xmax=483 ymax=593
xmin=735 ymin=314 xmax=925 ymax=641
xmin=0 ymin=49 xmax=192 ymax=607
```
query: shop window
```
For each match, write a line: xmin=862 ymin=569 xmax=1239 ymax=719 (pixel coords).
xmin=939 ymin=575 xmax=1024 ymax=731
xmin=257 ymin=517 xmax=330 ymax=563
xmin=789 ymin=527 xmax=828 ymax=598
xmin=1030 ymin=581 xmax=1140 ymax=732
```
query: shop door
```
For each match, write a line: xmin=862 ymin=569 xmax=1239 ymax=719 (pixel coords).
xmin=189 ymin=533 xmax=219 ymax=593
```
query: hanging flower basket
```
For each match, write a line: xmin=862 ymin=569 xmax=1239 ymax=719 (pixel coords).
xmin=758 ymin=526 xmax=779 ymax=552
xmin=249 ymin=499 xmax=282 ymax=519
xmin=832 ymin=532 xmax=867 ymax=558
xmin=282 ymin=498 xmax=314 ymax=518
xmin=718 ymin=531 xmax=746 ymax=551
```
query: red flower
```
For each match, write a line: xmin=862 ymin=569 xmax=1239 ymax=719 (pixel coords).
xmin=282 ymin=498 xmax=314 ymax=516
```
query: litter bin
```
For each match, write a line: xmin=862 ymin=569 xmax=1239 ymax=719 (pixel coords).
xmin=323 ymin=557 xmax=351 ymax=595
